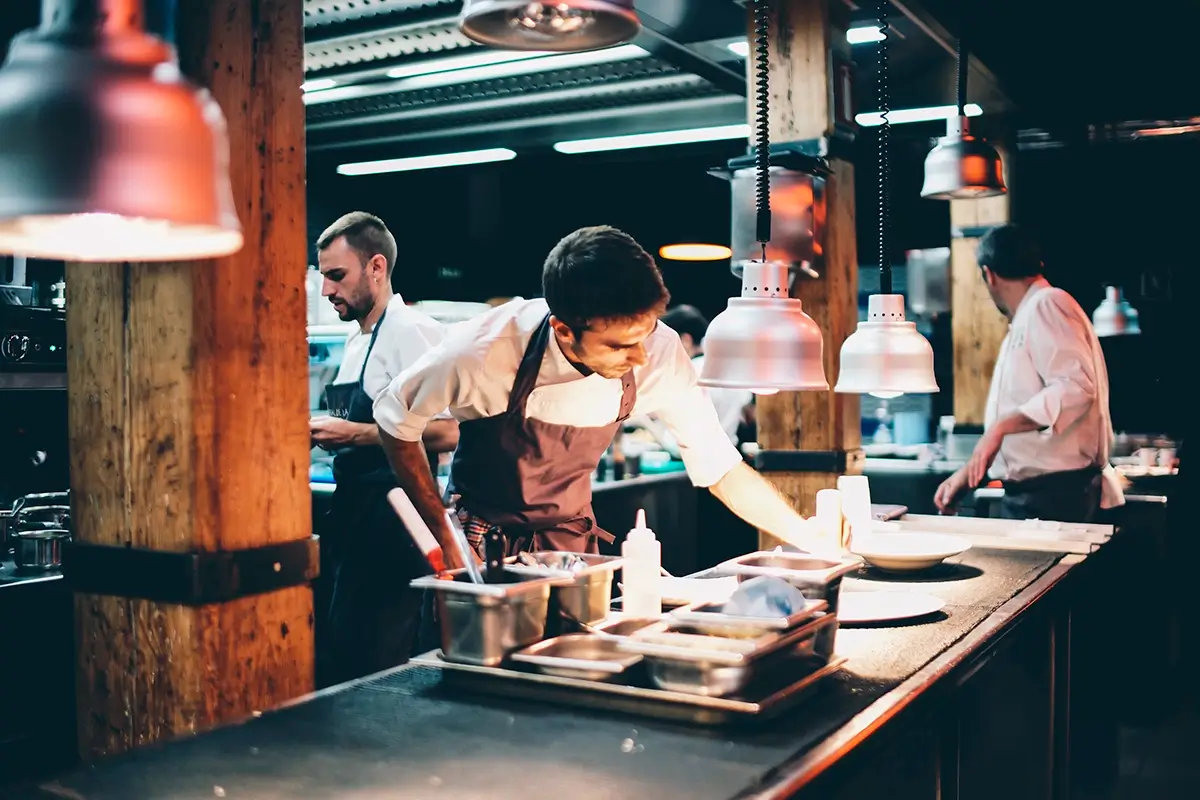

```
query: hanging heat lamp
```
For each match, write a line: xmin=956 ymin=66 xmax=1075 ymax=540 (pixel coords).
xmin=920 ymin=36 xmax=1006 ymax=200
xmin=0 ymin=0 xmax=243 ymax=262
xmin=1092 ymin=286 xmax=1142 ymax=337
xmin=699 ymin=0 xmax=827 ymax=394
xmin=459 ymin=1 xmax=641 ymax=52
xmin=836 ymin=0 xmax=939 ymax=399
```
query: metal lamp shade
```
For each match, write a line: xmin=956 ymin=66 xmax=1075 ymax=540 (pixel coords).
xmin=699 ymin=261 xmax=828 ymax=393
xmin=0 ymin=18 xmax=243 ymax=261
xmin=1092 ymin=286 xmax=1141 ymax=337
xmin=459 ymin=0 xmax=640 ymax=51
xmin=835 ymin=295 xmax=939 ymax=397
xmin=920 ymin=117 xmax=1006 ymax=201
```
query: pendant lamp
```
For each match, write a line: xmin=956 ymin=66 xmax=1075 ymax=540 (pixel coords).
xmin=0 ymin=0 xmax=243 ymax=262
xmin=836 ymin=0 xmax=939 ymax=398
xmin=1092 ymin=286 xmax=1142 ymax=337
xmin=920 ymin=37 xmax=1006 ymax=200
xmin=459 ymin=0 xmax=640 ymax=52
xmin=699 ymin=0 xmax=828 ymax=394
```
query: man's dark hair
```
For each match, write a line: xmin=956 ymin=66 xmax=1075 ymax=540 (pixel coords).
xmin=976 ymin=224 xmax=1043 ymax=280
xmin=542 ymin=226 xmax=670 ymax=330
xmin=317 ymin=211 xmax=398 ymax=276
xmin=660 ymin=304 xmax=709 ymax=343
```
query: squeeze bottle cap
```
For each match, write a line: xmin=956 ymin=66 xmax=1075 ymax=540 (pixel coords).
xmin=628 ymin=508 xmax=655 ymax=541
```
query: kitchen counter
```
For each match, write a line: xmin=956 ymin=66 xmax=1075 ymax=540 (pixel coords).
xmin=6 ymin=531 xmax=1113 ymax=799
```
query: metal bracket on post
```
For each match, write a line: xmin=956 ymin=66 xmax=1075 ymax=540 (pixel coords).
xmin=63 ymin=536 xmax=320 ymax=605
xmin=754 ymin=448 xmax=865 ymax=474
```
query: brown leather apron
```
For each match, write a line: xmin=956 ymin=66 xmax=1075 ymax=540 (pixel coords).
xmin=448 ymin=313 xmax=637 ymax=555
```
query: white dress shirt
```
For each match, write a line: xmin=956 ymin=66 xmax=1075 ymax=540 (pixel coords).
xmin=333 ymin=294 xmax=446 ymax=400
xmin=984 ymin=278 xmax=1123 ymax=507
xmin=692 ymin=354 xmax=753 ymax=444
xmin=374 ymin=298 xmax=744 ymax=487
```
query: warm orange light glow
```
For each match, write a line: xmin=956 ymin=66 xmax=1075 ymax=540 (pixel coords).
xmin=659 ymin=243 xmax=732 ymax=261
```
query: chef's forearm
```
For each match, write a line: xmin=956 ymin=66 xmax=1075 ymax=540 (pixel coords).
xmin=422 ymin=419 xmax=459 ymax=454
xmin=708 ymin=462 xmax=817 ymax=550
xmin=348 ymin=422 xmax=381 ymax=447
xmin=991 ymin=411 xmax=1044 ymax=439
xmin=380 ymin=428 xmax=451 ymax=547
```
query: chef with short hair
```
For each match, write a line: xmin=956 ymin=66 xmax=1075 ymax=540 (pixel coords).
xmin=934 ymin=224 xmax=1124 ymax=522
xmin=374 ymin=225 xmax=826 ymax=564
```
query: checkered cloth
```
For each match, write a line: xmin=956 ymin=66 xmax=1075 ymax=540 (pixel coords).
xmin=454 ymin=506 xmax=494 ymax=558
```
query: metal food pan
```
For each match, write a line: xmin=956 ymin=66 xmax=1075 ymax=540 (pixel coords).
xmin=669 ymin=597 xmax=828 ymax=639
xmin=511 ymin=634 xmax=642 ymax=681
xmin=507 ymin=551 xmax=625 ymax=629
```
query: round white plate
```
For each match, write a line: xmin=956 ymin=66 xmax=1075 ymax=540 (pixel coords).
xmin=838 ymin=591 xmax=946 ymax=624
xmin=850 ymin=532 xmax=971 ymax=572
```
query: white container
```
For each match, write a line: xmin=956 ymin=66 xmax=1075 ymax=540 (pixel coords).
xmin=620 ymin=508 xmax=662 ymax=618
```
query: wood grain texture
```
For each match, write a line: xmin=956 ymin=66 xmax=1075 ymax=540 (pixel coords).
xmin=749 ymin=0 xmax=862 ymax=533
xmin=69 ymin=0 xmax=312 ymax=760
xmin=951 ymin=237 xmax=1009 ymax=426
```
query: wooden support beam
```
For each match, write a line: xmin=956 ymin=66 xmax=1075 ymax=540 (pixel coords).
xmin=751 ymin=0 xmax=861 ymax=539
xmin=949 ymin=144 xmax=1013 ymax=428
xmin=68 ymin=0 xmax=312 ymax=759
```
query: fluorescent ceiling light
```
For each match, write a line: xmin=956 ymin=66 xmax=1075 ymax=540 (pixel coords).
xmin=306 ymin=44 xmax=647 ymax=106
xmin=301 ymin=78 xmax=337 ymax=93
xmin=727 ymin=25 xmax=881 ymax=57
xmin=846 ymin=26 xmax=887 ymax=44
xmin=554 ymin=124 xmax=749 ymax=154
xmin=856 ymin=103 xmax=982 ymax=126
xmin=337 ymin=148 xmax=517 ymax=176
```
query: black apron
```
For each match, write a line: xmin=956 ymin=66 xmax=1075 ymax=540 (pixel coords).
xmin=998 ymin=465 xmax=1103 ymax=523
xmin=319 ymin=309 xmax=428 ymax=688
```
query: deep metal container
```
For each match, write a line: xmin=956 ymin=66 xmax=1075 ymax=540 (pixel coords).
xmin=411 ymin=566 xmax=564 ymax=667
xmin=711 ymin=551 xmax=861 ymax=658
xmin=508 ymin=551 xmax=625 ymax=631
xmin=13 ymin=528 xmax=69 ymax=571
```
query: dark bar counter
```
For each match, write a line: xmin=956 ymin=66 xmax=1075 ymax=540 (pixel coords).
xmin=5 ymin=534 xmax=1115 ymax=800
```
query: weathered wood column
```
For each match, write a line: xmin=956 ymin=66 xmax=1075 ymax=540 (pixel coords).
xmin=66 ymin=0 xmax=312 ymax=758
xmin=753 ymin=0 xmax=862 ymax=535
xmin=950 ymin=144 xmax=1013 ymax=427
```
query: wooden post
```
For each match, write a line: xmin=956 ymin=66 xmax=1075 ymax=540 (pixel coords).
xmin=67 ymin=0 xmax=311 ymax=758
xmin=949 ymin=144 xmax=1013 ymax=427
xmin=752 ymin=0 xmax=861 ymax=536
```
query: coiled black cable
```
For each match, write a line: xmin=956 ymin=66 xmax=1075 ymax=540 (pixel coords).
xmin=753 ymin=0 xmax=771 ymax=258
xmin=876 ymin=0 xmax=891 ymax=294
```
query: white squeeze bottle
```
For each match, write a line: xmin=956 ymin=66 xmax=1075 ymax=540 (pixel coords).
xmin=621 ymin=508 xmax=662 ymax=618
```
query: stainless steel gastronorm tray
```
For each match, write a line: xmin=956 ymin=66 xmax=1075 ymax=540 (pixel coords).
xmin=669 ymin=598 xmax=829 ymax=638
xmin=410 ymin=650 xmax=846 ymax=726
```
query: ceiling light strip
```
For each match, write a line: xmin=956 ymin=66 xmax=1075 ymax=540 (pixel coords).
xmin=337 ymin=148 xmax=517 ymax=175
xmin=856 ymin=103 xmax=982 ymax=126
xmin=554 ymin=124 xmax=749 ymax=154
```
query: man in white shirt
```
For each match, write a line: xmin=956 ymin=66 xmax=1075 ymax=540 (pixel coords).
xmin=934 ymin=224 xmax=1124 ymax=522
xmin=658 ymin=304 xmax=754 ymax=446
xmin=374 ymin=225 xmax=826 ymax=566
xmin=309 ymin=212 xmax=458 ymax=685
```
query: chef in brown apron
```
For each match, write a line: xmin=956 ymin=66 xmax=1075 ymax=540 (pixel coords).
xmin=373 ymin=226 xmax=836 ymax=567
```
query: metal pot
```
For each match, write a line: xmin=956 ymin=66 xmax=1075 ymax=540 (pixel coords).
xmin=13 ymin=528 xmax=69 ymax=571
xmin=2 ymin=491 xmax=69 ymax=556
xmin=16 ymin=504 xmax=71 ymax=531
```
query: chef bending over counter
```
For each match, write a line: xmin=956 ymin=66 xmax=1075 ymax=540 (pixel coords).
xmin=373 ymin=225 xmax=827 ymax=568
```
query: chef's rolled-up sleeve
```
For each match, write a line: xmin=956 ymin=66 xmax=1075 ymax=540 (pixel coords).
xmin=651 ymin=340 xmax=745 ymax=487
xmin=1018 ymin=292 xmax=1097 ymax=434
xmin=373 ymin=344 xmax=469 ymax=442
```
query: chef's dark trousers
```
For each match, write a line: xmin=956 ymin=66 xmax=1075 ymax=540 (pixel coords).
xmin=318 ymin=480 xmax=430 ymax=688
xmin=998 ymin=466 xmax=1103 ymax=523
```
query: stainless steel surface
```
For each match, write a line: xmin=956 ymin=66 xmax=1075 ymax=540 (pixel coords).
xmin=15 ymin=504 xmax=70 ymax=530
xmin=712 ymin=553 xmax=860 ymax=660
xmin=728 ymin=166 xmax=825 ymax=272
xmin=411 ymin=649 xmax=848 ymax=725
xmin=508 ymin=551 xmax=624 ymax=626
xmin=13 ymin=528 xmax=68 ymax=571
xmin=669 ymin=597 xmax=828 ymax=639
xmin=622 ymin=611 xmax=836 ymax=669
xmin=410 ymin=566 xmax=564 ymax=666
xmin=511 ymin=633 xmax=643 ymax=681
xmin=590 ymin=615 xmax=664 ymax=638
xmin=445 ymin=510 xmax=484 ymax=584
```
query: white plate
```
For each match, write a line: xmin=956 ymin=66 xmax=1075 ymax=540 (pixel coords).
xmin=850 ymin=532 xmax=971 ymax=572
xmin=837 ymin=591 xmax=946 ymax=624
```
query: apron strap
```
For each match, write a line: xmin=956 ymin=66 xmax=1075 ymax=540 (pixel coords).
xmin=357 ymin=307 xmax=389 ymax=388
xmin=506 ymin=313 xmax=551 ymax=416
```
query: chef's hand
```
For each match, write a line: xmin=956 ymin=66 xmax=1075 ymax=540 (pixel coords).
xmin=934 ymin=468 xmax=970 ymax=514
xmin=310 ymin=416 xmax=358 ymax=450
xmin=965 ymin=429 xmax=1003 ymax=489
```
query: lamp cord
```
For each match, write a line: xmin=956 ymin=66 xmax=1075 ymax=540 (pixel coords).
xmin=753 ymin=0 xmax=771 ymax=262
xmin=877 ymin=0 xmax=891 ymax=294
